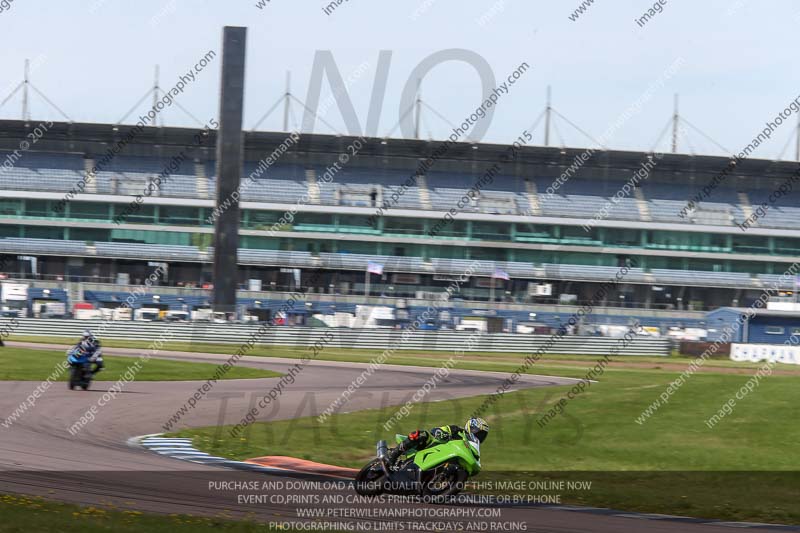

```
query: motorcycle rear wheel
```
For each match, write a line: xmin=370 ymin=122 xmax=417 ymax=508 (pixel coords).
xmin=354 ymin=458 xmax=387 ymax=496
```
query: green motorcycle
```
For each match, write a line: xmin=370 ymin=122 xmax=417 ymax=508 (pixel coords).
xmin=354 ymin=432 xmax=482 ymax=498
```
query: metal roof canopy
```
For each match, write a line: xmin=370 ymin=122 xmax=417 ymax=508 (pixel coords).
xmin=711 ymin=306 xmax=800 ymax=318
xmin=0 ymin=119 xmax=799 ymax=190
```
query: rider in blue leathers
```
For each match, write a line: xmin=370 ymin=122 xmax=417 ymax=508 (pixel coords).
xmin=74 ymin=330 xmax=104 ymax=375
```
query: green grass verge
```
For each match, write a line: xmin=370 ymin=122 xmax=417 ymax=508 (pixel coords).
xmin=0 ymin=347 xmax=281 ymax=382
xmin=171 ymin=365 xmax=800 ymax=524
xmin=10 ymin=334 xmax=783 ymax=376
xmin=0 ymin=493 xmax=319 ymax=532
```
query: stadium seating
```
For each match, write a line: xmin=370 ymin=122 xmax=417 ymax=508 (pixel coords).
xmin=0 ymin=237 xmax=87 ymax=255
xmin=0 ymin=151 xmax=85 ymax=194
xmin=3 ymin=151 xmax=799 ymax=232
xmin=94 ymin=242 xmax=205 ymax=261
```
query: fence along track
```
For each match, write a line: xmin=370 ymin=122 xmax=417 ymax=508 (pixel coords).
xmin=4 ymin=318 xmax=671 ymax=356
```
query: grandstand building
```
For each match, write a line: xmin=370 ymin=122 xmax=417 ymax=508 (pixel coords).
xmin=0 ymin=119 xmax=798 ymax=328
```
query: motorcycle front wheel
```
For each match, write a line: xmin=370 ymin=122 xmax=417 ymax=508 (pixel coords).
xmin=354 ymin=458 xmax=387 ymax=496
xmin=68 ymin=367 xmax=79 ymax=390
xmin=422 ymin=464 xmax=468 ymax=500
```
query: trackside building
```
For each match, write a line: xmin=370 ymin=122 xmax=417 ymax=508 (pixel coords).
xmin=706 ymin=307 xmax=800 ymax=344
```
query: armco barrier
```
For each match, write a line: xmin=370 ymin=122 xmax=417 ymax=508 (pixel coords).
xmin=3 ymin=318 xmax=671 ymax=356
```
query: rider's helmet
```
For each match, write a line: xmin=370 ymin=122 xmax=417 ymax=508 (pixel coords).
xmin=79 ymin=330 xmax=95 ymax=350
xmin=465 ymin=417 xmax=489 ymax=443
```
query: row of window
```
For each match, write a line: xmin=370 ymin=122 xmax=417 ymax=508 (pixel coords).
xmin=1 ymin=223 xmax=797 ymax=275
xmin=3 ymin=198 xmax=800 ymax=256
xmin=766 ymin=326 xmax=800 ymax=335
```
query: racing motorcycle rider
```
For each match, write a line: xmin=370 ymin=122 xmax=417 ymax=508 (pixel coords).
xmin=384 ymin=417 xmax=489 ymax=468
xmin=75 ymin=330 xmax=104 ymax=375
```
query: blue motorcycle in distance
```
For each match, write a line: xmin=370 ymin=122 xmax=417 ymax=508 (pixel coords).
xmin=67 ymin=348 xmax=93 ymax=391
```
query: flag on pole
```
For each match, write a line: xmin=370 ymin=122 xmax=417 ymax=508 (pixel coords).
xmin=367 ymin=261 xmax=384 ymax=275
xmin=492 ymin=267 xmax=510 ymax=280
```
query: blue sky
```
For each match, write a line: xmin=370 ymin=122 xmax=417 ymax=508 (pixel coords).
xmin=0 ymin=0 xmax=797 ymax=159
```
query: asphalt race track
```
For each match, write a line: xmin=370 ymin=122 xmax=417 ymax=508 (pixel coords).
xmin=0 ymin=342 xmax=790 ymax=532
